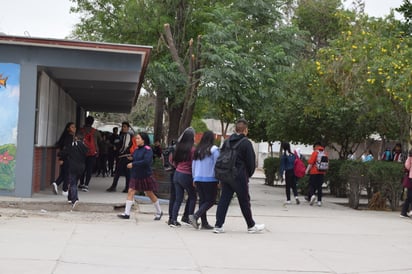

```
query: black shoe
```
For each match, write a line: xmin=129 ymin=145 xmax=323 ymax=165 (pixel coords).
xmin=106 ymin=187 xmax=116 ymax=192
xmin=154 ymin=211 xmax=163 ymax=221
xmin=181 ymin=216 xmax=190 ymax=225
xmin=122 ymin=189 xmax=128 ymax=193
xmin=201 ymin=224 xmax=214 ymax=230
xmin=117 ymin=213 xmax=130 ymax=219
xmin=169 ymin=220 xmax=181 ymax=227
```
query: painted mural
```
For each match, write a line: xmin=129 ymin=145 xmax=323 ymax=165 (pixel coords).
xmin=0 ymin=63 xmax=19 ymax=190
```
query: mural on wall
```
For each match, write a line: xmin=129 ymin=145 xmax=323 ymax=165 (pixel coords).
xmin=0 ymin=63 xmax=20 ymax=190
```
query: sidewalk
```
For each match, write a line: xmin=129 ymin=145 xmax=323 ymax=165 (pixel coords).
xmin=1 ymin=170 xmax=412 ymax=273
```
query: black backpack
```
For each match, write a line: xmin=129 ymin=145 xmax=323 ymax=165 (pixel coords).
xmin=214 ymin=138 xmax=247 ymax=186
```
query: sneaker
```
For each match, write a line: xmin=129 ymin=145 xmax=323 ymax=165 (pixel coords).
xmin=248 ymin=223 xmax=265 ymax=233
xmin=317 ymin=201 xmax=322 ymax=207
xmin=181 ymin=216 xmax=190 ymax=225
xmin=213 ymin=226 xmax=225 ymax=234
xmin=169 ymin=220 xmax=181 ymax=228
xmin=201 ymin=224 xmax=214 ymax=230
xmin=62 ymin=190 xmax=68 ymax=197
xmin=117 ymin=213 xmax=130 ymax=219
xmin=295 ymin=197 xmax=300 ymax=205
xmin=71 ymin=200 xmax=79 ymax=210
xmin=408 ymin=211 xmax=412 ymax=217
xmin=400 ymin=214 xmax=409 ymax=218
xmin=154 ymin=211 xmax=163 ymax=221
xmin=51 ymin=182 xmax=58 ymax=195
xmin=81 ymin=186 xmax=89 ymax=192
xmin=284 ymin=200 xmax=291 ymax=205
xmin=309 ymin=195 xmax=316 ymax=206
xmin=188 ymin=215 xmax=199 ymax=229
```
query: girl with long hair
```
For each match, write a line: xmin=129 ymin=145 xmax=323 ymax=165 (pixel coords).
xmin=169 ymin=127 xmax=196 ymax=227
xmin=189 ymin=130 xmax=219 ymax=230
xmin=279 ymin=142 xmax=300 ymax=205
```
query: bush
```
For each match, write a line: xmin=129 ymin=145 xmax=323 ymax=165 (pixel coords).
xmin=339 ymin=161 xmax=369 ymax=209
xmin=366 ymin=161 xmax=404 ymax=211
xmin=263 ymin=157 xmax=280 ymax=186
xmin=326 ymin=160 xmax=348 ymax=198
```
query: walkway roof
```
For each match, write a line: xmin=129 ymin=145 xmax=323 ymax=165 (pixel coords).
xmin=0 ymin=35 xmax=152 ymax=113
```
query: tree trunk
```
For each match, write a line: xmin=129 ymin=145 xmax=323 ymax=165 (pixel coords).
xmin=153 ymin=89 xmax=165 ymax=144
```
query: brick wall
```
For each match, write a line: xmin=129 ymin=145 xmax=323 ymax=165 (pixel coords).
xmin=33 ymin=147 xmax=58 ymax=193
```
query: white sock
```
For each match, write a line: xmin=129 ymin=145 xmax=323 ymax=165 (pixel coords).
xmin=153 ymin=200 xmax=162 ymax=215
xmin=124 ymin=200 xmax=133 ymax=215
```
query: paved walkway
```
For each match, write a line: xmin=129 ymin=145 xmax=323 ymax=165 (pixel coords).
xmin=1 ymin=170 xmax=412 ymax=273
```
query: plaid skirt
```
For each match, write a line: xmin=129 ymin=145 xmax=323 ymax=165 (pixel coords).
xmin=129 ymin=176 xmax=158 ymax=192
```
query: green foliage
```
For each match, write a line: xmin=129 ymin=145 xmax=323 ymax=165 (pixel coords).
xmin=263 ymin=157 xmax=281 ymax=186
xmin=0 ymin=144 xmax=16 ymax=190
xmin=325 ymin=159 xmax=347 ymax=197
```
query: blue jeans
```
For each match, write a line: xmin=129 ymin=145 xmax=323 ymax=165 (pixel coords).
xmin=194 ymin=181 xmax=218 ymax=225
xmin=215 ymin=178 xmax=255 ymax=228
xmin=68 ymin=173 xmax=79 ymax=203
xmin=172 ymin=171 xmax=196 ymax=222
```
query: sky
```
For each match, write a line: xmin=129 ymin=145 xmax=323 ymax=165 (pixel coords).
xmin=0 ymin=0 xmax=406 ymax=39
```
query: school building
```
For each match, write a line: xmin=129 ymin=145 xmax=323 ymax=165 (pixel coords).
xmin=0 ymin=35 xmax=151 ymax=198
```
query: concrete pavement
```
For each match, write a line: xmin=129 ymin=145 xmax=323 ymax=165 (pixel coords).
xmin=1 ymin=170 xmax=412 ymax=273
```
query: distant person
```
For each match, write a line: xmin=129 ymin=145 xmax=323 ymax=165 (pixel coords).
xmin=96 ymin=131 xmax=110 ymax=177
xmin=213 ymin=119 xmax=265 ymax=234
xmin=381 ymin=147 xmax=392 ymax=161
xmin=393 ymin=143 xmax=403 ymax=163
xmin=117 ymin=132 xmax=162 ymax=220
xmin=279 ymin=142 xmax=300 ymax=205
xmin=169 ymin=127 xmax=196 ymax=227
xmin=58 ymin=131 xmax=88 ymax=209
xmin=108 ymin=127 xmax=120 ymax=176
xmin=51 ymin=122 xmax=76 ymax=196
xmin=305 ymin=142 xmax=328 ymax=207
xmin=189 ymin=130 xmax=220 ymax=230
xmin=152 ymin=139 xmax=163 ymax=160
xmin=106 ymin=122 xmax=133 ymax=192
xmin=361 ymin=150 xmax=374 ymax=162
xmin=78 ymin=116 xmax=101 ymax=192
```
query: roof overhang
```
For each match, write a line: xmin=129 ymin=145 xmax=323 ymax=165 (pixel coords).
xmin=0 ymin=35 xmax=152 ymax=113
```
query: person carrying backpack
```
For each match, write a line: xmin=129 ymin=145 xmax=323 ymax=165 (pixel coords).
xmin=78 ymin=116 xmax=101 ymax=192
xmin=279 ymin=142 xmax=300 ymax=205
xmin=213 ymin=118 xmax=265 ymax=234
xmin=305 ymin=142 xmax=328 ymax=207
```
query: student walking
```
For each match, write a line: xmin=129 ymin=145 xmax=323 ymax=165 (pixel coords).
xmin=58 ymin=131 xmax=88 ymax=209
xmin=169 ymin=127 xmax=196 ymax=227
xmin=305 ymin=142 xmax=327 ymax=206
xmin=117 ymin=132 xmax=163 ymax=220
xmin=51 ymin=122 xmax=76 ymax=196
xmin=213 ymin=119 xmax=265 ymax=234
xmin=189 ymin=131 xmax=220 ymax=230
xmin=279 ymin=142 xmax=300 ymax=205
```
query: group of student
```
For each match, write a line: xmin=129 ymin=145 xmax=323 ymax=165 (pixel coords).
xmin=116 ymin=118 xmax=265 ymax=234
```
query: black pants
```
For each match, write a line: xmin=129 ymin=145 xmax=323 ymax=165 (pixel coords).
xmin=109 ymin=157 xmax=130 ymax=190
xmin=401 ymin=187 xmax=412 ymax=215
xmin=194 ymin=181 xmax=218 ymax=225
xmin=307 ymin=174 xmax=324 ymax=202
xmin=285 ymin=169 xmax=298 ymax=200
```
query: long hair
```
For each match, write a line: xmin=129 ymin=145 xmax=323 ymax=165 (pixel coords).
xmin=281 ymin=142 xmax=292 ymax=155
xmin=174 ymin=129 xmax=195 ymax=164
xmin=57 ymin=122 xmax=74 ymax=149
xmin=194 ymin=131 xmax=215 ymax=161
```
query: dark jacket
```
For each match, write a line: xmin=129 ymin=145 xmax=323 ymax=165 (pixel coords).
xmin=227 ymin=133 xmax=256 ymax=179
xmin=59 ymin=140 xmax=87 ymax=176
xmin=130 ymin=145 xmax=153 ymax=179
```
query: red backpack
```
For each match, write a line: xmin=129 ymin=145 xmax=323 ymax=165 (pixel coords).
xmin=81 ymin=128 xmax=97 ymax=156
xmin=293 ymin=151 xmax=306 ymax=178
